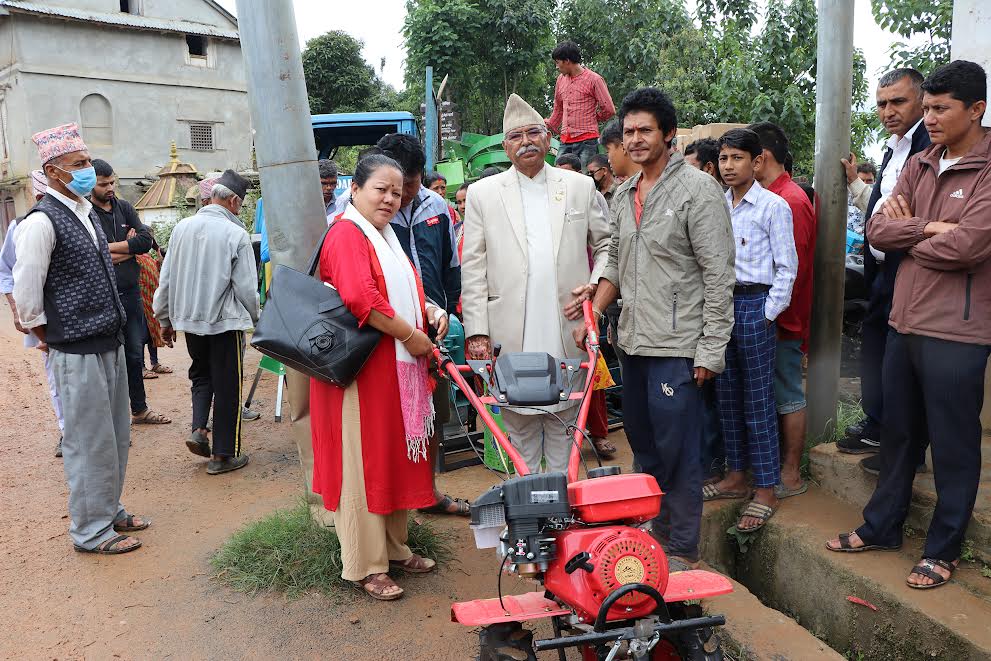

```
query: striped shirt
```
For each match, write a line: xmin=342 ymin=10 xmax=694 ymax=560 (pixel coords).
xmin=545 ymin=68 xmax=615 ymax=142
xmin=726 ymin=180 xmax=798 ymax=321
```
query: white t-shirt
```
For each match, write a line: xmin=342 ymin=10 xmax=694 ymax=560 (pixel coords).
xmin=939 ymin=153 xmax=962 ymax=175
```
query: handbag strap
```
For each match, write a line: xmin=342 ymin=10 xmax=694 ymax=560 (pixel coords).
xmin=305 ymin=217 xmax=366 ymax=277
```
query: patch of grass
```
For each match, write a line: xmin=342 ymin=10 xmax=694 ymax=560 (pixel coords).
xmin=211 ymin=501 xmax=452 ymax=599
xmin=981 ymin=564 xmax=991 ymax=579
xmin=832 ymin=399 xmax=862 ymax=443
xmin=960 ymin=539 xmax=976 ymax=563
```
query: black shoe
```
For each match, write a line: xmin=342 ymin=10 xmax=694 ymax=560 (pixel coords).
xmin=55 ymin=436 xmax=63 ymax=458
xmin=859 ymin=454 xmax=928 ymax=477
xmin=207 ymin=454 xmax=250 ymax=475
xmin=845 ymin=417 xmax=870 ymax=438
xmin=186 ymin=430 xmax=211 ymax=458
xmin=837 ymin=434 xmax=880 ymax=454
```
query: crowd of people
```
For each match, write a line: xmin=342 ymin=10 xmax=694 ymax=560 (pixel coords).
xmin=3 ymin=37 xmax=989 ymax=602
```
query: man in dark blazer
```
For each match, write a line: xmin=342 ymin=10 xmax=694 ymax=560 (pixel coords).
xmin=838 ymin=68 xmax=930 ymax=473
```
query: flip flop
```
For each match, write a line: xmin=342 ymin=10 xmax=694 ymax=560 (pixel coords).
xmin=735 ymin=501 xmax=777 ymax=533
xmin=592 ymin=437 xmax=617 ymax=457
xmin=702 ymin=483 xmax=750 ymax=502
xmin=151 ymin=364 xmax=173 ymax=374
xmin=825 ymin=532 xmax=901 ymax=553
xmin=907 ymin=558 xmax=958 ymax=590
xmin=774 ymin=480 xmax=809 ymax=499
xmin=142 ymin=370 xmax=159 ymax=380
xmin=74 ymin=534 xmax=142 ymax=555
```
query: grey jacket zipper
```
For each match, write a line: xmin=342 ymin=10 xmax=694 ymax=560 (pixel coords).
xmin=672 ymin=292 xmax=678 ymax=330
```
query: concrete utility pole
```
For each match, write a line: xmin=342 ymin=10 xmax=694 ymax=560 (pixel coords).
xmin=235 ymin=0 xmax=326 ymax=270
xmin=807 ymin=0 xmax=855 ymax=442
xmin=425 ymin=66 xmax=437 ymax=171
xmin=235 ymin=0 xmax=335 ymax=527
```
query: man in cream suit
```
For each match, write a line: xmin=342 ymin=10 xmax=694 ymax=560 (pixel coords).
xmin=461 ymin=93 xmax=611 ymax=473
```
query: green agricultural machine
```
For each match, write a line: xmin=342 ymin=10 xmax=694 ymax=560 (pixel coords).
xmin=434 ymin=132 xmax=562 ymax=197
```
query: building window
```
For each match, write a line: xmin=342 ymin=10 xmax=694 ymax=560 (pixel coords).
xmin=187 ymin=35 xmax=208 ymax=58
xmin=189 ymin=123 xmax=214 ymax=151
xmin=120 ymin=0 xmax=140 ymax=14
xmin=80 ymin=93 xmax=112 ymax=146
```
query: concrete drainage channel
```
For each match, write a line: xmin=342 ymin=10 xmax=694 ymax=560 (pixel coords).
xmin=694 ymin=474 xmax=991 ymax=660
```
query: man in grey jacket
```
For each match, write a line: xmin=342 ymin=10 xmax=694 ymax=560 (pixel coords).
xmin=153 ymin=170 xmax=259 ymax=475
xmin=576 ymin=88 xmax=735 ymax=567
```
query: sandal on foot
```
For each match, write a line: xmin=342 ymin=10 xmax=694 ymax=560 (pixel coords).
xmin=74 ymin=534 xmax=142 ymax=555
xmin=114 ymin=514 xmax=151 ymax=532
xmin=735 ymin=501 xmax=777 ymax=533
xmin=356 ymin=573 xmax=403 ymax=601
xmin=142 ymin=370 xmax=159 ymax=380
xmin=592 ymin=437 xmax=617 ymax=457
xmin=390 ymin=554 xmax=436 ymax=574
xmin=825 ymin=532 xmax=901 ymax=553
xmin=907 ymin=558 xmax=957 ymax=590
xmin=703 ymin=483 xmax=750 ymax=502
xmin=418 ymin=494 xmax=470 ymax=517
xmin=151 ymin=364 xmax=173 ymax=374
xmin=774 ymin=480 xmax=809 ymax=499
xmin=132 ymin=409 xmax=172 ymax=425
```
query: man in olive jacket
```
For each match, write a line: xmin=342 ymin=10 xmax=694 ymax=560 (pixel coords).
xmin=578 ymin=88 xmax=735 ymax=567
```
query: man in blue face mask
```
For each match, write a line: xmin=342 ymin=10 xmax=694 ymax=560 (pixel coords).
xmin=12 ymin=123 xmax=148 ymax=555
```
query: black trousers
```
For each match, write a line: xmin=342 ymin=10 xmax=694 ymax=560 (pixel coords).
xmin=621 ymin=355 xmax=704 ymax=561
xmin=186 ymin=330 xmax=245 ymax=458
xmin=857 ymin=332 xmax=989 ymax=561
xmin=858 ymin=269 xmax=891 ymax=438
xmin=119 ymin=287 xmax=147 ymax=415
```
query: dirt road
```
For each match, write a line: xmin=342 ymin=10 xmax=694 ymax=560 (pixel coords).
xmin=0 ymin=301 xmax=610 ymax=660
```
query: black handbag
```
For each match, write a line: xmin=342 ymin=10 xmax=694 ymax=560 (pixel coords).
xmin=250 ymin=222 xmax=382 ymax=387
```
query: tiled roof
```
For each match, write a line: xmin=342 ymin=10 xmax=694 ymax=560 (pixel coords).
xmin=0 ymin=1 xmax=240 ymax=40
xmin=135 ymin=143 xmax=200 ymax=210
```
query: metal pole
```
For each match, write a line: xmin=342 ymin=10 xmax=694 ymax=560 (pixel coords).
xmin=425 ymin=65 xmax=437 ymax=170
xmin=235 ymin=0 xmax=326 ymax=271
xmin=807 ymin=0 xmax=855 ymax=442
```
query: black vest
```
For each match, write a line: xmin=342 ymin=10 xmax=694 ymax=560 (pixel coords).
xmin=31 ymin=193 xmax=124 ymax=354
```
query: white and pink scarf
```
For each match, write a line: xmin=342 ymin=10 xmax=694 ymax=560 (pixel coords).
xmin=342 ymin=204 xmax=434 ymax=462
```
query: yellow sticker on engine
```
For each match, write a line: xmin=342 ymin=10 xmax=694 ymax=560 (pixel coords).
xmin=614 ymin=556 xmax=646 ymax=584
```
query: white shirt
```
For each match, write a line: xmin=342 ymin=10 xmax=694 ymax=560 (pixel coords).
xmin=871 ymin=118 xmax=924 ymax=262
xmin=12 ymin=187 xmax=97 ymax=328
xmin=517 ymin=166 xmax=570 ymax=415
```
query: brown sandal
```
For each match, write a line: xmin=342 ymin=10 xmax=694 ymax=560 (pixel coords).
xmin=114 ymin=514 xmax=151 ymax=532
xmin=592 ymin=437 xmax=617 ymax=457
xmin=132 ymin=409 xmax=172 ymax=425
xmin=390 ymin=553 xmax=436 ymax=574
xmin=73 ymin=534 xmax=142 ymax=555
xmin=151 ymin=364 xmax=173 ymax=374
xmin=356 ymin=573 xmax=404 ymax=601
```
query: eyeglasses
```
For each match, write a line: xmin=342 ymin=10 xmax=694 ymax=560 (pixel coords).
xmin=587 ymin=166 xmax=608 ymax=178
xmin=505 ymin=127 xmax=547 ymax=143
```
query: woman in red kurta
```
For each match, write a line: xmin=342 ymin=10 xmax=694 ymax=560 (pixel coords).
xmin=310 ymin=154 xmax=449 ymax=601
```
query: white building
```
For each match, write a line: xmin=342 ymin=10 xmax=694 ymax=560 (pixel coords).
xmin=0 ymin=0 xmax=252 ymax=234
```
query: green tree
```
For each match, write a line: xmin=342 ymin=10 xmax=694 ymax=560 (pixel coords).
xmin=303 ymin=31 xmax=386 ymax=114
xmin=403 ymin=0 xmax=555 ymax=135
xmin=870 ymin=0 xmax=952 ymax=75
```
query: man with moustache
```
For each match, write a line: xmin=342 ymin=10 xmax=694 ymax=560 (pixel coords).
xmin=462 ymin=93 xmax=610 ymax=473
xmin=838 ymin=69 xmax=930 ymax=470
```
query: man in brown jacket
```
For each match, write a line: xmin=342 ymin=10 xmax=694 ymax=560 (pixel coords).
xmin=826 ymin=61 xmax=990 ymax=590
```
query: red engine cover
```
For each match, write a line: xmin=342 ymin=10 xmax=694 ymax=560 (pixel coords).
xmin=568 ymin=473 xmax=662 ymax=524
xmin=544 ymin=527 xmax=668 ymax=624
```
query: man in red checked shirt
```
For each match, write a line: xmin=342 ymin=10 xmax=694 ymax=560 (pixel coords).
xmin=749 ymin=122 xmax=817 ymax=500
xmin=545 ymin=41 xmax=616 ymax=169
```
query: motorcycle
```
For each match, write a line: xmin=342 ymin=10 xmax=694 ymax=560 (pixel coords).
xmin=433 ymin=302 xmax=732 ymax=660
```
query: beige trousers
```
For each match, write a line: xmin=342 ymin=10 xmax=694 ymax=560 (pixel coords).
xmin=500 ymin=405 xmax=580 ymax=474
xmin=285 ymin=369 xmax=335 ymax=527
xmin=336 ymin=383 xmax=413 ymax=581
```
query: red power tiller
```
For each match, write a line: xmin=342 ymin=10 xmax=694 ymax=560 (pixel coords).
xmin=432 ymin=301 xmax=733 ymax=661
